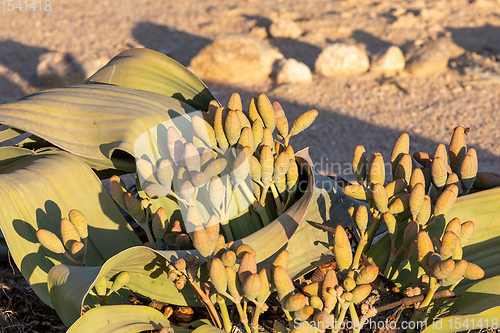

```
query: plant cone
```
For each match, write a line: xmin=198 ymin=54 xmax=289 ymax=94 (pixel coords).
xmin=459 ymin=221 xmax=474 ymax=244
xmin=227 ymin=92 xmax=242 ymax=111
xmin=238 ymin=127 xmax=254 ymax=153
xmin=260 ymin=145 xmax=274 ymax=185
xmin=192 ymin=115 xmax=217 ymax=148
xmin=179 ymin=181 xmax=195 ymax=202
xmin=248 ymin=97 xmax=262 ymax=123
xmin=385 ymin=179 xmax=407 ymax=199
xmin=214 ymin=107 xmax=229 ymax=149
xmin=156 ymin=159 xmax=174 ymax=189
xmin=444 ymin=217 xmax=461 ymax=236
xmin=60 ymin=217 xmax=80 ymax=250
xmin=286 ymin=144 xmax=295 ymax=161
xmin=273 ymin=101 xmax=289 ymax=139
xmin=323 ymin=287 xmax=338 ymax=312
xmin=452 ymin=242 xmax=463 ymax=260
xmin=124 ymin=193 xmax=145 ymax=223
xmin=261 ymin=127 xmax=274 ymax=149
xmin=167 ymin=126 xmax=184 ymax=164
xmin=446 ymin=172 xmax=461 ymax=191
xmin=459 ymin=148 xmax=478 ymax=193
xmin=257 ymin=93 xmax=276 ymax=132
xmin=207 ymin=100 xmax=219 ymax=124
xmin=372 ymin=183 xmax=389 ymax=213
xmin=205 ymin=215 xmax=220 ymax=246
xmin=344 ymin=184 xmax=369 ymax=201
xmin=236 ymin=109 xmax=251 ymax=129
xmin=354 ymin=205 xmax=369 ymax=236
xmin=434 ymin=184 xmax=459 ymax=216
xmin=414 ymin=151 xmax=432 ymax=167
xmin=175 ymin=278 xmax=186 ymax=290
xmin=136 ymin=158 xmax=155 ymax=183
xmin=351 ymin=284 xmax=372 ymax=303
xmin=449 ymin=126 xmax=468 ymax=173
xmin=322 ymin=270 xmax=339 ymax=294
xmin=209 ymin=176 xmax=225 ymax=210
xmin=212 ymin=234 xmax=226 ymax=257
xmin=257 ymin=268 xmax=271 ymax=303
xmin=224 ymin=110 xmax=241 ymax=145
xmin=403 ymin=221 xmax=419 ymax=246
xmin=37 ymin=229 xmax=65 ymax=254
xmin=440 ymin=231 xmax=458 ymax=259
xmin=302 ymin=282 xmax=319 ymax=297
xmin=186 ymin=205 xmax=203 ymax=229
xmin=275 ymin=174 xmax=287 ymax=195
xmin=368 ymin=152 xmax=385 ymax=186
xmin=431 ymin=156 xmax=448 ymax=189
xmin=210 ymin=258 xmax=228 ymax=294
xmin=440 ymin=260 xmax=467 ymax=286
xmin=284 ymin=292 xmax=307 ymax=312
xmin=417 ymin=231 xmax=434 ymax=266
xmin=221 ymin=250 xmax=237 ymax=267
xmin=152 ymin=207 xmax=168 ymax=241
xmin=68 ymin=209 xmax=88 ymax=239
xmin=289 ymin=109 xmax=318 ymax=137
xmin=183 ymin=143 xmax=201 ymax=173
xmin=463 ymin=262 xmax=484 ymax=280
xmin=272 ymin=250 xmax=290 ymax=273
xmin=109 ymin=175 xmax=127 ymax=208
xmin=313 ymin=311 xmax=333 ymax=328
xmin=432 ymin=258 xmax=455 ymax=280
xmin=251 ymin=118 xmax=264 ymax=149
xmin=273 ymin=151 xmax=290 ymax=181
xmin=427 ymin=252 xmax=442 ymax=269
xmin=94 ymin=277 xmax=107 ymax=297
xmin=243 ymin=273 xmax=262 ymax=300
xmin=383 ymin=212 xmax=396 ymax=235
xmin=204 ymin=158 xmax=227 ymax=179
xmin=334 ymin=225 xmax=353 ymax=273
xmin=409 ymin=168 xmax=425 ymax=191
xmin=232 ymin=149 xmax=250 ymax=186
xmin=286 ymin=161 xmax=299 ymax=193
xmin=416 ymin=195 xmax=432 ymax=226
xmin=388 ymin=193 xmax=410 ymax=214
xmin=343 ymin=277 xmax=356 ymax=291
xmin=434 ymin=144 xmax=449 ymax=167
xmin=238 ymin=252 xmax=257 ymax=284
xmin=273 ymin=265 xmax=295 ymax=300
xmin=391 ymin=132 xmax=410 ymax=174
xmin=352 ymin=145 xmax=367 ymax=183
xmin=144 ymin=183 xmax=169 ymax=199
xmin=409 ymin=183 xmax=425 ymax=221
xmin=191 ymin=226 xmax=213 ymax=258
xmin=295 ymin=305 xmax=314 ymax=321
xmin=235 ymin=244 xmax=256 ymax=259
xmin=109 ymin=271 xmax=130 ymax=295
xmin=393 ymin=153 xmax=412 ymax=183
xmin=356 ymin=265 xmax=379 ymax=285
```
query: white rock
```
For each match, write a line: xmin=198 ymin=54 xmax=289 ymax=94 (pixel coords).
xmin=315 ymin=44 xmax=370 ymax=77
xmin=370 ymin=46 xmax=406 ymax=75
xmin=269 ymin=19 xmax=303 ymax=39
xmin=36 ymin=52 xmax=86 ymax=87
xmin=276 ymin=58 xmax=312 ymax=84
xmin=189 ymin=36 xmax=283 ymax=84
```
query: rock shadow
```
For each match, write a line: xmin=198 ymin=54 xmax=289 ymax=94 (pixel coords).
xmin=351 ymin=30 xmax=394 ymax=55
xmin=447 ymin=24 xmax=500 ymax=54
xmin=0 ymin=40 xmax=50 ymax=86
xmin=132 ymin=22 xmax=212 ymax=66
xmin=268 ymin=38 xmax=322 ymax=69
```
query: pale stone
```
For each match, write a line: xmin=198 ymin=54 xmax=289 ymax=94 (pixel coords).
xmin=370 ymin=46 xmax=406 ymax=75
xmin=315 ymin=43 xmax=370 ymax=77
xmin=269 ymin=18 xmax=303 ymax=39
xmin=406 ymin=39 xmax=450 ymax=75
xmin=276 ymin=58 xmax=312 ymax=84
xmin=189 ymin=36 xmax=283 ymax=84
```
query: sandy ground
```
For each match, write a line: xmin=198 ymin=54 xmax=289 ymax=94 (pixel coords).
xmin=0 ymin=0 xmax=499 ymax=176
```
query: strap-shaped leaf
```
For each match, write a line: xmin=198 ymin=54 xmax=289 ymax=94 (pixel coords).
xmin=86 ymin=48 xmax=217 ymax=111
xmin=0 ymin=150 xmax=141 ymax=306
xmin=0 ymin=84 xmax=196 ymax=161
xmin=422 ymin=276 xmax=500 ymax=332
xmin=67 ymin=304 xmax=171 ymax=333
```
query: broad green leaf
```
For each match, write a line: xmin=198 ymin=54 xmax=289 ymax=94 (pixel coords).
xmin=423 ymin=276 xmax=500 ymax=332
xmin=0 ymin=84 xmax=196 ymax=161
xmin=192 ymin=325 xmax=226 ymax=333
xmin=67 ymin=304 xmax=171 ymax=333
xmin=0 ymin=146 xmax=34 ymax=169
xmin=0 ymin=150 xmax=141 ymax=306
xmin=367 ymin=186 xmax=500 ymax=294
xmin=86 ymin=48 xmax=217 ymax=111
